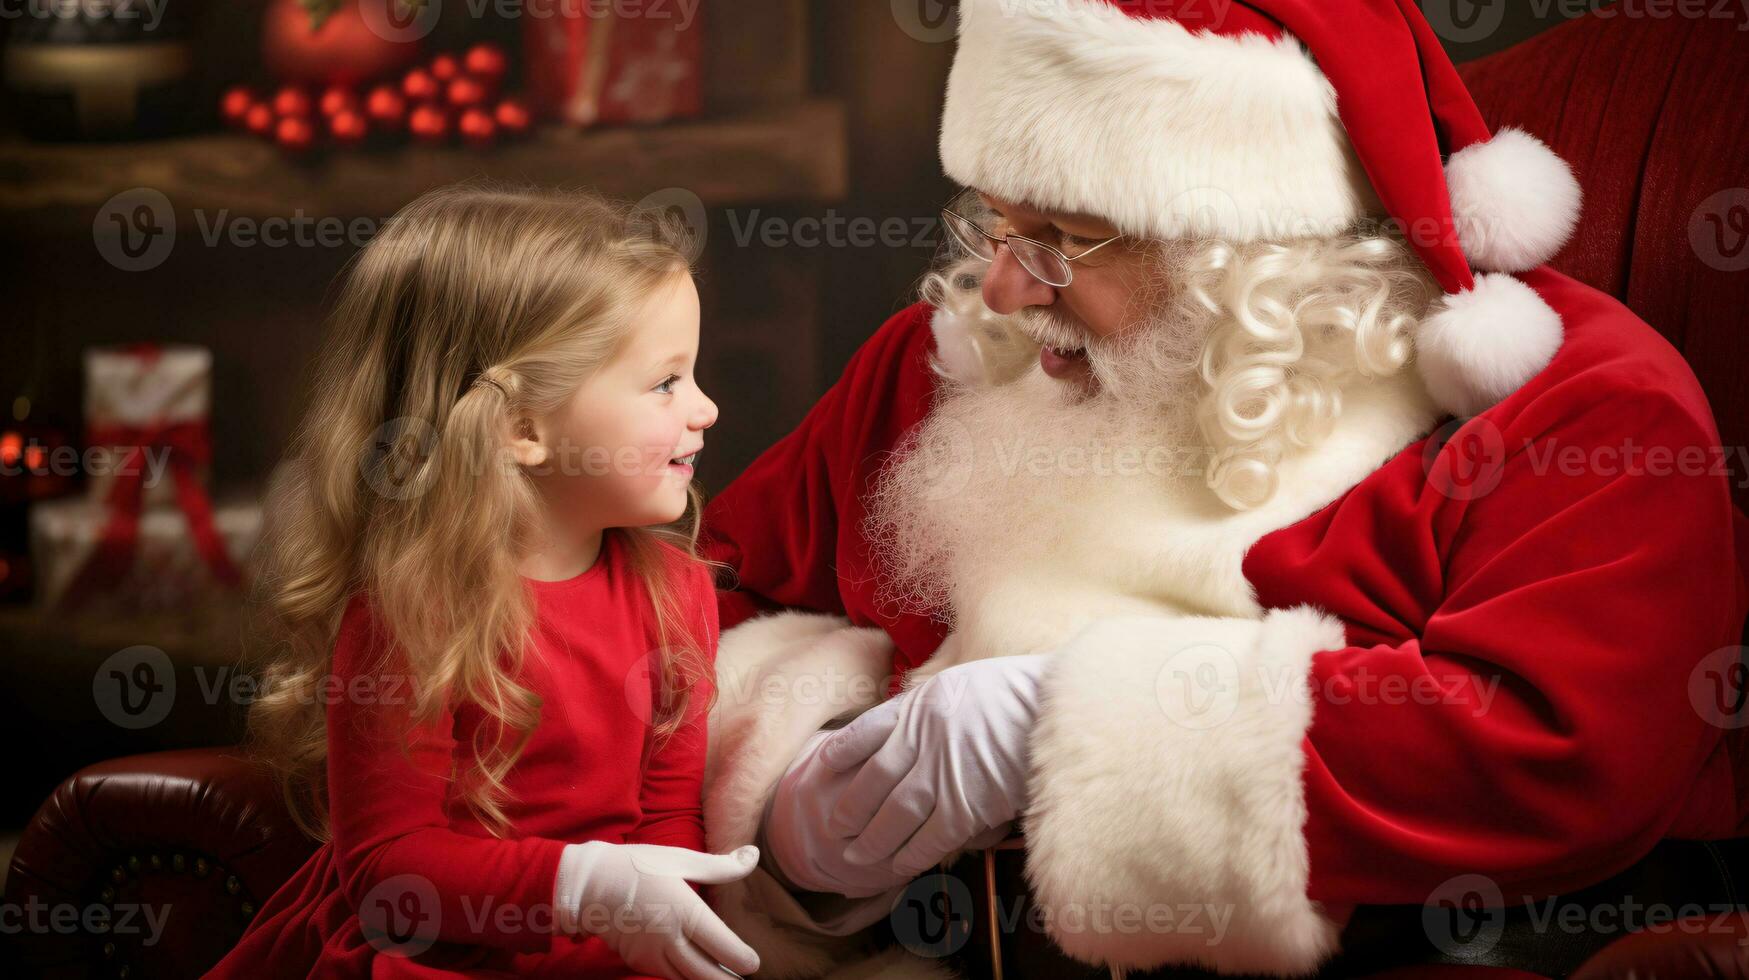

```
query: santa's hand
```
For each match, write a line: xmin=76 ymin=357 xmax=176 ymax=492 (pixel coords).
xmin=822 ymin=654 xmax=1051 ymax=877
xmin=762 ymin=729 xmax=919 ymax=898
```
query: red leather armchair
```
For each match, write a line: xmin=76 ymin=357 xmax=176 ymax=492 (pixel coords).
xmin=5 ymin=8 xmax=1746 ymax=979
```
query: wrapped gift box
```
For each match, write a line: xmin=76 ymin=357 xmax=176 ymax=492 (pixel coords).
xmin=84 ymin=344 xmax=211 ymax=510
xmin=525 ymin=5 xmax=703 ymax=127
xmin=30 ymin=496 xmax=259 ymax=613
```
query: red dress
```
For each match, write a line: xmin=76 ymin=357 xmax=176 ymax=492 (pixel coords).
xmin=208 ymin=531 xmax=718 ymax=979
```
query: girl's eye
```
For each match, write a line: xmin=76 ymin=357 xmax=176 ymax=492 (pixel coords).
xmin=654 ymin=374 xmax=681 ymax=395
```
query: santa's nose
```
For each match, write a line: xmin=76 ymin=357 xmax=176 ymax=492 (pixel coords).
xmin=981 ymin=242 xmax=1058 ymax=314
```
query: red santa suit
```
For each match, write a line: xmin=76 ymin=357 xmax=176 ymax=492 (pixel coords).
xmin=697 ymin=0 xmax=1749 ymax=976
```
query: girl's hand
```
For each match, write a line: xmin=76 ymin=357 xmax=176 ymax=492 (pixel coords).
xmin=555 ymin=841 xmax=761 ymax=979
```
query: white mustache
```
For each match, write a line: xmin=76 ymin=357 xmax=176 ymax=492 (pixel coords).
xmin=1017 ymin=309 xmax=1093 ymax=352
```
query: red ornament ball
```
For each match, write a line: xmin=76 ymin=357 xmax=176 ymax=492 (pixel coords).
xmin=272 ymin=85 xmax=313 ymax=118
xmin=243 ymin=101 xmax=276 ymax=137
xmin=274 ymin=114 xmax=316 ymax=153
xmin=364 ymin=85 xmax=406 ymax=130
xmin=458 ymin=107 xmax=497 ymax=147
xmin=492 ymin=99 xmax=531 ymax=138
xmin=463 ymin=43 xmax=508 ymax=88
xmin=445 ymin=75 xmax=488 ymax=110
xmin=318 ymin=85 xmax=357 ymax=118
xmin=220 ymin=86 xmax=255 ymax=129
xmin=407 ymin=103 xmax=450 ymax=144
xmin=328 ymin=109 xmax=369 ymax=146
xmin=430 ymin=53 xmax=460 ymax=82
xmin=402 ymin=67 xmax=440 ymax=103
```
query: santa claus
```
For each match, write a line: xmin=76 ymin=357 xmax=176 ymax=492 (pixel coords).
xmin=698 ymin=0 xmax=1749 ymax=977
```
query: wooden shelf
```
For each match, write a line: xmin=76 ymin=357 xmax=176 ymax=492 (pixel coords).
xmin=0 ymin=99 xmax=847 ymax=222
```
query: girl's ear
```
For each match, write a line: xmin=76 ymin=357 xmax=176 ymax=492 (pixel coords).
xmin=504 ymin=412 xmax=550 ymax=468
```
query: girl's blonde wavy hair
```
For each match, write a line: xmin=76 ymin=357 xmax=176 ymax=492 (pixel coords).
xmin=247 ymin=184 xmax=712 ymax=839
xmin=920 ymin=195 xmax=1439 ymax=509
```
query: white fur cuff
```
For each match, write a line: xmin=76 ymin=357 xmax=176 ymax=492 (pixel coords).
xmin=1024 ymin=607 xmax=1350 ymax=976
xmin=703 ymin=612 xmax=897 ymax=978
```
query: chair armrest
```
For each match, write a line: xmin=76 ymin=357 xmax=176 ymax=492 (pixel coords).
xmin=2 ymin=747 xmax=318 ymax=979
xmin=1571 ymin=910 xmax=1749 ymax=980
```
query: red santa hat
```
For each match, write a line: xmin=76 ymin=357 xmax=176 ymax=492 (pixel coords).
xmin=938 ymin=0 xmax=1583 ymax=418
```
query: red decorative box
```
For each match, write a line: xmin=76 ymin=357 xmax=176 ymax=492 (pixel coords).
xmin=524 ymin=3 xmax=703 ymax=127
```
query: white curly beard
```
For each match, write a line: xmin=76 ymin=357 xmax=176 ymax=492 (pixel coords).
xmin=865 ymin=308 xmax=1219 ymax=675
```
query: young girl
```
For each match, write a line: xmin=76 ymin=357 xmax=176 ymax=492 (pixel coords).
xmin=208 ymin=186 xmax=761 ymax=980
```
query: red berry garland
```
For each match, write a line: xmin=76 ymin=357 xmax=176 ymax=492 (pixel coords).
xmin=272 ymin=85 xmax=313 ymax=119
xmin=222 ymin=42 xmax=530 ymax=152
xmin=463 ymin=43 xmax=508 ymax=89
xmin=274 ymin=114 xmax=316 ymax=153
xmin=318 ymin=85 xmax=357 ymax=118
xmin=364 ymin=85 xmax=406 ymax=130
xmin=328 ymin=109 xmax=369 ymax=146
xmin=220 ymin=86 xmax=255 ymax=129
xmin=407 ymin=103 xmax=450 ymax=144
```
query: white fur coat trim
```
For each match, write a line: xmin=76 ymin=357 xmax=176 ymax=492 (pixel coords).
xmin=1025 ymin=607 xmax=1351 ymax=975
xmin=938 ymin=0 xmax=1367 ymax=242
xmin=702 ymin=612 xmax=908 ymax=979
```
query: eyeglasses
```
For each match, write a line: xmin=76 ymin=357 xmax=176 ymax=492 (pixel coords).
xmin=940 ymin=206 xmax=1122 ymax=288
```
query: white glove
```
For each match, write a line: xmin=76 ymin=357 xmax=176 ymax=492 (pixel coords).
xmin=820 ymin=654 xmax=1050 ymax=878
xmin=762 ymin=730 xmax=922 ymax=899
xmin=554 ymin=840 xmax=762 ymax=979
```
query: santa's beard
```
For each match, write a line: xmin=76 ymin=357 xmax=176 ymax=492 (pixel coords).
xmin=865 ymin=307 xmax=1210 ymax=626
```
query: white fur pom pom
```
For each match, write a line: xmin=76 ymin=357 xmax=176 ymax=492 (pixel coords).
xmin=1416 ymin=272 xmax=1564 ymax=418
xmin=1445 ymin=127 xmax=1582 ymax=273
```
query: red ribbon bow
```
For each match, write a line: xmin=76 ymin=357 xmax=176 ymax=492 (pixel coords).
xmin=61 ymin=419 xmax=242 ymax=607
